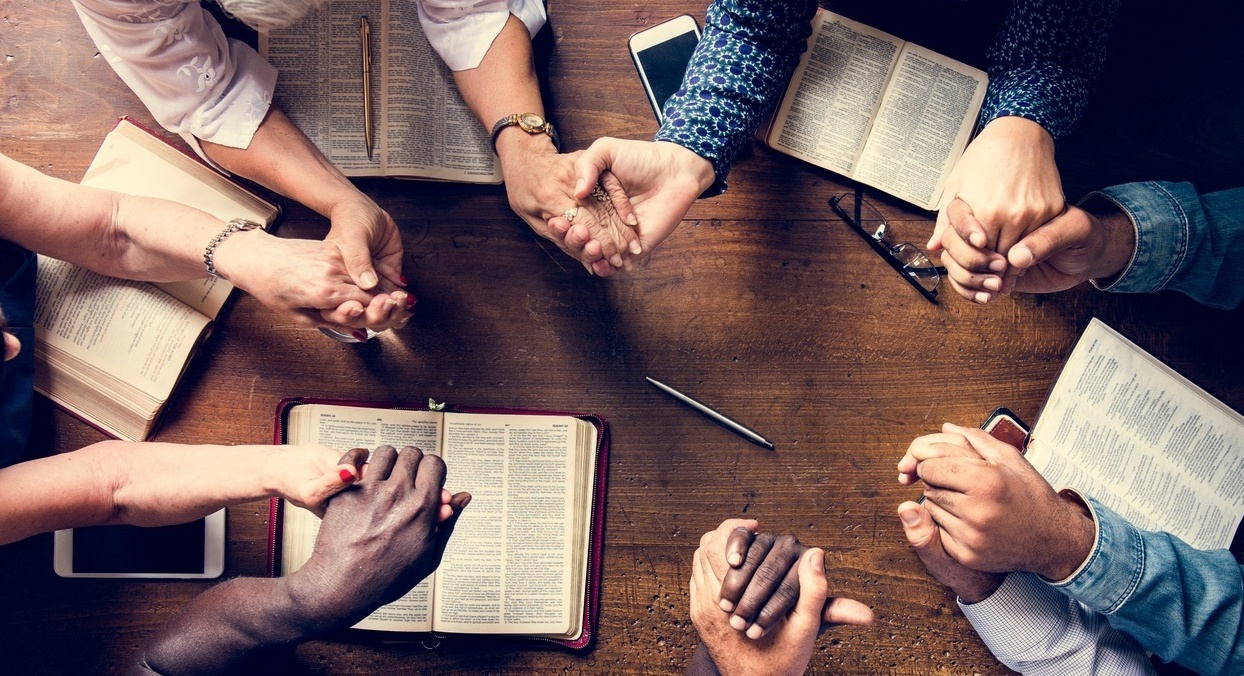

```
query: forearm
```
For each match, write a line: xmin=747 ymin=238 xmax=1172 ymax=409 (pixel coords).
xmin=200 ymin=107 xmax=365 ymax=219
xmin=138 ymin=575 xmax=332 ymax=675
xmin=980 ymin=0 xmax=1121 ymax=138
xmin=1054 ymin=498 xmax=1244 ymax=673
xmin=654 ymin=0 xmax=816 ymax=194
xmin=451 ymin=14 xmax=557 ymax=166
xmin=0 ymin=441 xmax=302 ymax=545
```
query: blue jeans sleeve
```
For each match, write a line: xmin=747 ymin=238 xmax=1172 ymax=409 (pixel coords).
xmin=654 ymin=0 xmax=815 ymax=196
xmin=1053 ymin=498 xmax=1244 ymax=673
xmin=1086 ymin=181 xmax=1244 ymax=310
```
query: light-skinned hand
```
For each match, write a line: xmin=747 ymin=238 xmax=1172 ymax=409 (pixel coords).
xmin=498 ymin=141 xmax=639 ymax=275
xmin=690 ymin=543 xmax=831 ymax=676
xmin=550 ymin=138 xmax=716 ymax=273
xmin=699 ymin=519 xmax=874 ymax=640
xmin=930 ymin=116 xmax=1066 ymax=303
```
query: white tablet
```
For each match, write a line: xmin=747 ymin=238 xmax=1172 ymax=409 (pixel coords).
xmin=53 ymin=509 xmax=226 ymax=579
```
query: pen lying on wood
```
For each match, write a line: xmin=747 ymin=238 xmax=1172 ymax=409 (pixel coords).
xmin=645 ymin=376 xmax=775 ymax=450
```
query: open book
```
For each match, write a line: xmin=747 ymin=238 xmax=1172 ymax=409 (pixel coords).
xmin=33 ymin=119 xmax=279 ymax=441
xmin=259 ymin=3 xmax=501 ymax=183
xmin=757 ymin=10 xmax=988 ymax=210
xmin=269 ymin=399 xmax=609 ymax=649
xmin=1026 ymin=319 xmax=1244 ymax=551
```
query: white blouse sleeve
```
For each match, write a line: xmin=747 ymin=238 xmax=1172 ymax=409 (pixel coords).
xmin=70 ymin=0 xmax=276 ymax=151
xmin=416 ymin=0 xmax=547 ymax=71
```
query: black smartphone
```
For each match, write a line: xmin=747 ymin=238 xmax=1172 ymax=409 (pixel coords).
xmin=629 ymin=15 xmax=701 ymax=123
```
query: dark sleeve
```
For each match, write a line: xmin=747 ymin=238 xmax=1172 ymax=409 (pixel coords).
xmin=653 ymin=0 xmax=817 ymax=196
xmin=978 ymin=0 xmax=1121 ymax=139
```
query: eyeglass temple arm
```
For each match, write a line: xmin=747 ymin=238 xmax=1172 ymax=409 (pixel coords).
xmin=829 ymin=197 xmax=940 ymax=303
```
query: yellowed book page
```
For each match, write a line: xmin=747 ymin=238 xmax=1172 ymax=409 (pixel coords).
xmin=260 ymin=1 xmax=501 ymax=183
xmin=33 ymin=256 xmax=210 ymax=401
xmin=853 ymin=43 xmax=987 ymax=209
xmin=1027 ymin=319 xmax=1244 ymax=550
xmin=766 ymin=10 xmax=902 ymax=176
xmin=431 ymin=414 xmax=577 ymax=636
xmin=80 ymin=120 xmax=278 ymax=319
xmin=280 ymin=403 xmax=444 ymax=632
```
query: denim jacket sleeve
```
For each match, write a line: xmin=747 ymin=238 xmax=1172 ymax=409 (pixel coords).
xmin=1051 ymin=497 xmax=1244 ymax=674
xmin=959 ymin=572 xmax=1154 ymax=675
xmin=979 ymin=0 xmax=1120 ymax=139
xmin=653 ymin=0 xmax=816 ymax=196
xmin=1085 ymin=182 xmax=1244 ymax=310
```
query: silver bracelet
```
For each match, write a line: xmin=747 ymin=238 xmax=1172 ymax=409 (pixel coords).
xmin=203 ymin=218 xmax=261 ymax=278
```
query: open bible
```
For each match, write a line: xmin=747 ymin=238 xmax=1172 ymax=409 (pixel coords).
xmin=1025 ymin=319 xmax=1244 ymax=551
xmin=33 ymin=119 xmax=279 ymax=441
xmin=268 ymin=399 xmax=609 ymax=649
xmin=258 ymin=2 xmax=501 ymax=183
xmin=757 ymin=9 xmax=988 ymax=210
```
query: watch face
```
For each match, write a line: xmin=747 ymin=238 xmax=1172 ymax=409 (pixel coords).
xmin=517 ymin=113 xmax=546 ymax=132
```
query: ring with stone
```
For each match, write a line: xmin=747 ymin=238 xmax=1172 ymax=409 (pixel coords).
xmin=563 ymin=206 xmax=578 ymax=222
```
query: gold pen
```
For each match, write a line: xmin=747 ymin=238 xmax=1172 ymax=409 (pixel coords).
xmin=360 ymin=16 xmax=373 ymax=160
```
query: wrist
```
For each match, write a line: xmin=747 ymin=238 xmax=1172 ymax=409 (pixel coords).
xmin=658 ymin=141 xmax=716 ymax=195
xmin=495 ymin=125 xmax=558 ymax=163
xmin=1039 ymin=492 xmax=1096 ymax=581
xmin=981 ymin=114 xmax=1055 ymax=148
xmin=1086 ymin=204 xmax=1137 ymax=284
xmin=206 ymin=224 xmax=268 ymax=285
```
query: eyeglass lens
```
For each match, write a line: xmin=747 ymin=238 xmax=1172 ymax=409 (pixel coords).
xmin=834 ymin=192 xmax=941 ymax=292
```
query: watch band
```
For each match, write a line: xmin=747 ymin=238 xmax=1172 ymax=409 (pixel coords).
xmin=489 ymin=113 xmax=560 ymax=154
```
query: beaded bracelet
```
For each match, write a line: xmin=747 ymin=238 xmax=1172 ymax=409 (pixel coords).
xmin=203 ymin=218 xmax=261 ymax=278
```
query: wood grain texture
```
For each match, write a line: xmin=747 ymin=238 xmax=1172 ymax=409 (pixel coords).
xmin=2 ymin=1 xmax=1243 ymax=673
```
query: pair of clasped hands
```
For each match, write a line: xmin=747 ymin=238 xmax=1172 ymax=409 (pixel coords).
xmin=541 ymin=117 xmax=1127 ymax=301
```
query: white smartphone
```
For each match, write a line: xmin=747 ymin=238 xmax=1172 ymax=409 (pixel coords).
xmin=629 ymin=15 xmax=701 ymax=123
xmin=53 ymin=509 xmax=226 ymax=579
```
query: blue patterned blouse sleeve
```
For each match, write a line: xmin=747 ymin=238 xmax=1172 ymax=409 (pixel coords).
xmin=654 ymin=0 xmax=816 ymax=196
xmin=980 ymin=0 xmax=1121 ymax=139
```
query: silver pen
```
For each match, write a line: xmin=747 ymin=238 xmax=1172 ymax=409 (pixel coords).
xmin=646 ymin=376 xmax=774 ymax=450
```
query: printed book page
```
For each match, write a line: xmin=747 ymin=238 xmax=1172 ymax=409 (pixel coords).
xmin=260 ymin=1 xmax=502 ymax=183
xmin=1027 ymin=319 xmax=1244 ymax=550
xmin=430 ymin=413 xmax=583 ymax=636
xmin=767 ymin=11 xmax=903 ymax=176
xmin=281 ymin=403 xmax=445 ymax=632
xmin=852 ymin=43 xmax=986 ymax=209
xmin=79 ymin=120 xmax=279 ymax=318
xmin=33 ymin=256 xmax=211 ymax=401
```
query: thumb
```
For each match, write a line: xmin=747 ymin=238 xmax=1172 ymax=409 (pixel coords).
xmin=899 ymin=501 xmax=941 ymax=553
xmin=947 ymin=197 xmax=989 ymax=249
xmin=1008 ymin=208 xmax=1092 ymax=270
xmin=303 ymin=462 xmax=360 ymax=517
xmin=573 ymin=138 xmax=620 ymax=200
xmin=330 ymin=217 xmax=381 ymax=291
xmin=789 ymin=548 xmax=830 ymax=633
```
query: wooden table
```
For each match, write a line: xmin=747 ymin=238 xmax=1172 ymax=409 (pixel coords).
xmin=2 ymin=1 xmax=1241 ymax=673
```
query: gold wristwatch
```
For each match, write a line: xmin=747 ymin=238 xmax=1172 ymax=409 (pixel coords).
xmin=489 ymin=113 xmax=560 ymax=153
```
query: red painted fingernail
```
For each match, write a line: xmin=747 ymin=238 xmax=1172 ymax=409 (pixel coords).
xmin=339 ymin=469 xmax=355 ymax=483
xmin=352 ymin=330 xmax=368 ymax=342
xmin=405 ymin=294 xmax=416 ymax=307
xmin=399 ymin=275 xmax=409 ymax=286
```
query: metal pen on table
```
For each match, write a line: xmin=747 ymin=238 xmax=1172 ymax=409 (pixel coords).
xmin=360 ymin=16 xmax=373 ymax=160
xmin=645 ymin=376 xmax=774 ymax=450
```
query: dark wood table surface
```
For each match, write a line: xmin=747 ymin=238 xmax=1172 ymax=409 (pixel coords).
xmin=2 ymin=1 xmax=1242 ymax=673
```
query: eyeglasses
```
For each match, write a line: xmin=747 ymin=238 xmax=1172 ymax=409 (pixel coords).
xmin=829 ymin=190 xmax=946 ymax=303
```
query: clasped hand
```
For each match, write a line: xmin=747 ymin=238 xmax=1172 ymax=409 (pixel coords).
xmin=690 ymin=519 xmax=873 ymax=676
